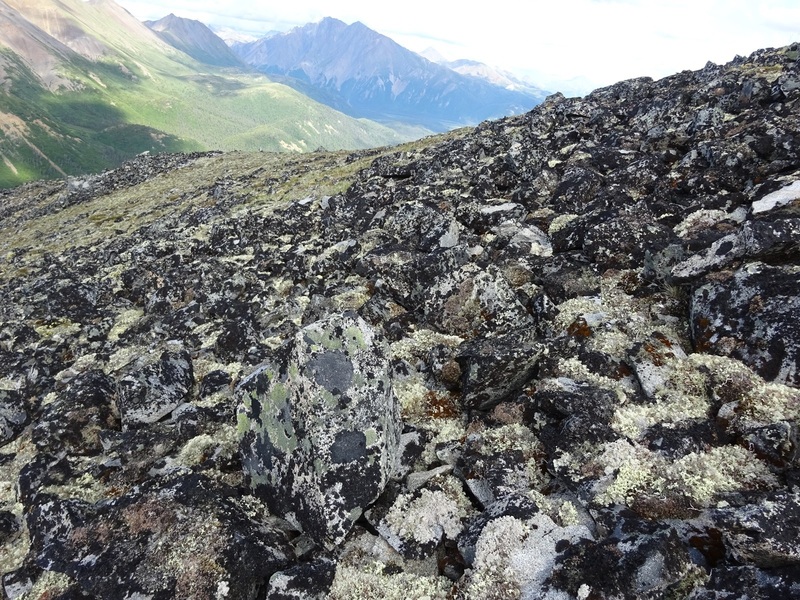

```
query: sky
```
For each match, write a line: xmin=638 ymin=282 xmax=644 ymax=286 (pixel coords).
xmin=117 ymin=0 xmax=800 ymax=95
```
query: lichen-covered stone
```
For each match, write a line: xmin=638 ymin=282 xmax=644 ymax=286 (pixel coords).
xmin=456 ymin=327 xmax=543 ymax=411
xmin=25 ymin=473 xmax=292 ymax=600
xmin=712 ymin=489 xmax=800 ymax=567
xmin=0 ymin=389 xmax=27 ymax=446
xmin=116 ymin=348 xmax=195 ymax=427
xmin=691 ymin=262 xmax=800 ymax=385
xmin=238 ymin=312 xmax=402 ymax=547
xmin=1 ymin=42 xmax=800 ymax=600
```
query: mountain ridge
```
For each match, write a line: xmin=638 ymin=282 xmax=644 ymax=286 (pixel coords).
xmin=233 ymin=17 xmax=549 ymax=131
xmin=145 ymin=13 xmax=242 ymax=67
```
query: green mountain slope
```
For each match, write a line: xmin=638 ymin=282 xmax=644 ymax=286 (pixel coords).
xmin=0 ymin=0 xmax=409 ymax=188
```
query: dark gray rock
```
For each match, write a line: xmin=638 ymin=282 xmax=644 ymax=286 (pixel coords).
xmin=713 ymin=489 xmax=800 ymax=567
xmin=457 ymin=493 xmax=539 ymax=566
xmin=0 ymin=388 xmax=27 ymax=446
xmin=687 ymin=565 xmax=800 ymax=599
xmin=265 ymin=558 xmax=336 ymax=600
xmin=691 ymin=262 xmax=800 ymax=385
xmin=456 ymin=327 xmax=543 ymax=411
xmin=116 ymin=349 xmax=195 ymax=427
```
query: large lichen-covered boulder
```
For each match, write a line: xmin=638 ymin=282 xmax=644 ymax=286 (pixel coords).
xmin=237 ymin=312 xmax=401 ymax=547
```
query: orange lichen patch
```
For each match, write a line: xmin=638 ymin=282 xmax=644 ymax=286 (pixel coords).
xmin=693 ymin=317 xmax=714 ymax=352
xmin=641 ymin=340 xmax=675 ymax=367
xmin=651 ymin=331 xmax=674 ymax=348
xmin=424 ymin=390 xmax=461 ymax=419
xmin=610 ymin=361 xmax=634 ymax=380
xmin=567 ymin=317 xmax=593 ymax=338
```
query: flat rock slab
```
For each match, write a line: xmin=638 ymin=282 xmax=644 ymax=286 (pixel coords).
xmin=237 ymin=312 xmax=401 ymax=548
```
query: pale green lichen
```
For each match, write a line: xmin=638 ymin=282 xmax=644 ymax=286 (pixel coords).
xmin=17 ymin=570 xmax=74 ymax=600
xmin=667 ymin=446 xmax=778 ymax=505
xmin=593 ymin=439 xmax=778 ymax=508
xmin=328 ymin=564 xmax=451 ymax=600
xmin=461 ymin=513 xmax=592 ymax=600
xmin=463 ymin=516 xmax=529 ymax=600
xmin=479 ymin=424 xmax=550 ymax=491
xmin=612 ymin=354 xmax=711 ymax=439
xmin=672 ymin=209 xmax=731 ymax=238
xmin=557 ymin=358 xmax=631 ymax=402
xmin=33 ymin=318 xmax=81 ymax=340
xmin=614 ymin=353 xmax=800 ymax=441
xmin=40 ymin=470 xmax=108 ymax=504
xmin=192 ymin=322 xmax=222 ymax=350
xmin=105 ymin=345 xmax=147 ymax=373
xmin=689 ymin=353 xmax=800 ymax=425
xmin=526 ymin=490 xmax=583 ymax=528
xmin=0 ymin=433 xmax=35 ymax=576
xmin=419 ymin=418 xmax=466 ymax=467
xmin=390 ymin=328 xmax=464 ymax=365
xmin=107 ymin=309 xmax=144 ymax=342
xmin=177 ymin=425 xmax=238 ymax=467
xmin=392 ymin=372 xmax=459 ymax=425
xmin=547 ymin=214 xmax=578 ymax=235
xmin=383 ymin=475 xmax=471 ymax=546
xmin=593 ymin=439 xmax=665 ymax=506
xmin=0 ymin=377 xmax=24 ymax=391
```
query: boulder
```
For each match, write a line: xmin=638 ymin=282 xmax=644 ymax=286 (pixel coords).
xmin=237 ymin=312 xmax=402 ymax=547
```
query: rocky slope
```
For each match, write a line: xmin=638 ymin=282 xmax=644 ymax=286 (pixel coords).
xmin=1 ymin=43 xmax=800 ymax=599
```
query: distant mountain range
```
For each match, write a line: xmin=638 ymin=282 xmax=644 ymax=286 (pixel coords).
xmin=0 ymin=0 xmax=405 ymax=188
xmin=229 ymin=17 xmax=549 ymax=131
xmin=0 ymin=1 xmax=551 ymax=188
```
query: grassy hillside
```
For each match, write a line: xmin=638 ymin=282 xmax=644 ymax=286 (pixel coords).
xmin=0 ymin=0 xmax=410 ymax=188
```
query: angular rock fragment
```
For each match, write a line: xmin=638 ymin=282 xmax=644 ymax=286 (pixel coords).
xmin=456 ymin=327 xmax=543 ymax=411
xmin=266 ymin=559 xmax=336 ymax=600
xmin=0 ymin=388 xmax=27 ymax=446
xmin=713 ymin=489 xmax=800 ymax=567
xmin=422 ymin=263 xmax=533 ymax=338
xmin=752 ymin=180 xmax=800 ymax=215
xmin=238 ymin=312 xmax=401 ymax=547
xmin=115 ymin=348 xmax=194 ymax=427
xmin=691 ymin=262 xmax=800 ymax=385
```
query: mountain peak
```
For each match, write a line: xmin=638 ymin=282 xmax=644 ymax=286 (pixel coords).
xmin=145 ymin=12 xmax=242 ymax=67
xmin=233 ymin=18 xmax=548 ymax=131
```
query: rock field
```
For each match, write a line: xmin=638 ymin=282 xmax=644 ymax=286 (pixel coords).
xmin=1 ymin=44 xmax=799 ymax=599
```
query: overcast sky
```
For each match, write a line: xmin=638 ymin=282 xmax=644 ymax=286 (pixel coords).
xmin=117 ymin=0 xmax=800 ymax=95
